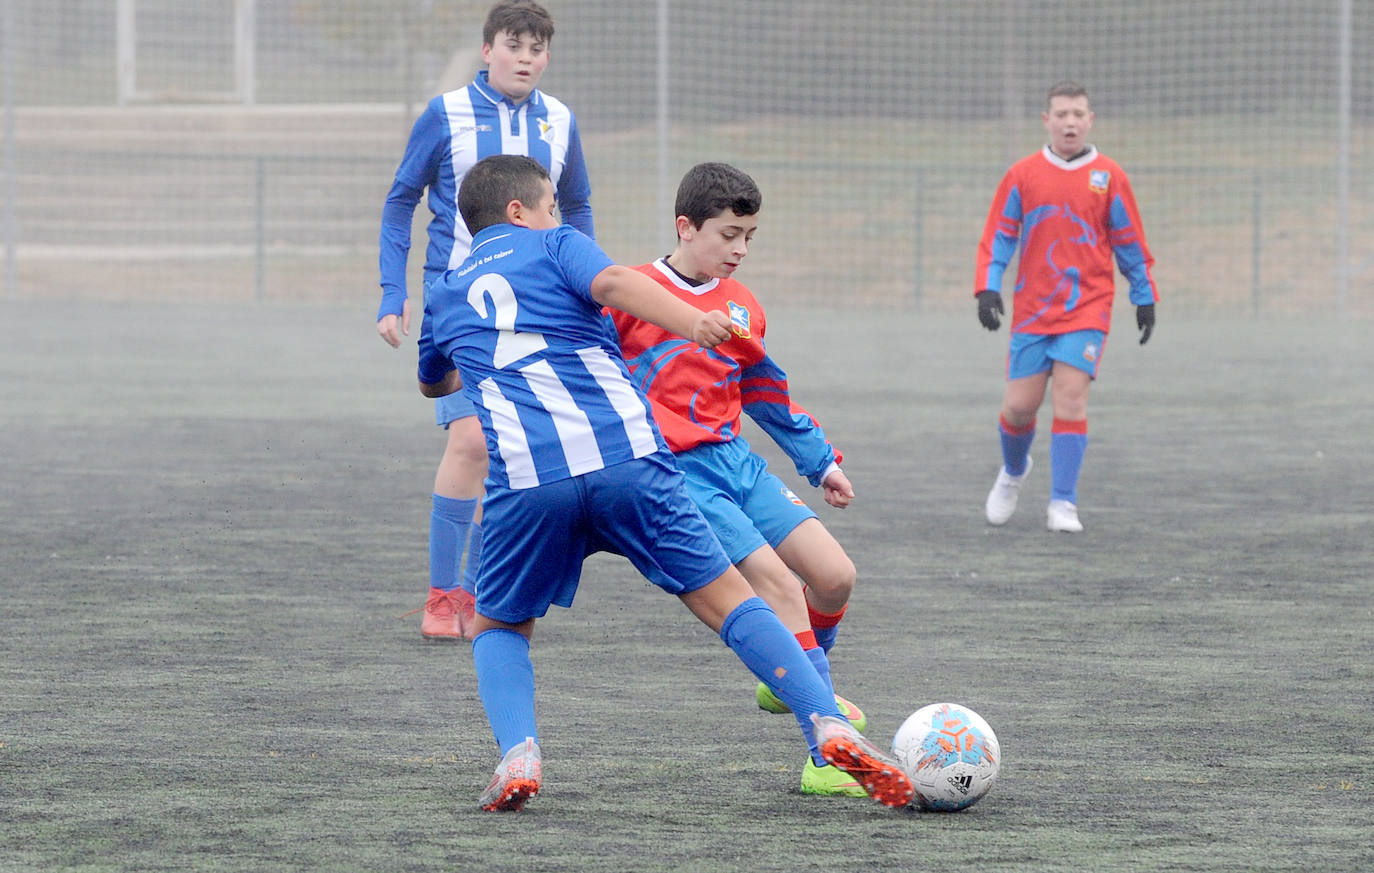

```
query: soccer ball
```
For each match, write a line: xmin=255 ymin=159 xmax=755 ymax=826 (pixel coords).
xmin=891 ymin=702 xmax=1000 ymax=812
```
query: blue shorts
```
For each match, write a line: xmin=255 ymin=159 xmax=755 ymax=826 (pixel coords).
xmin=674 ymin=437 xmax=816 ymax=565
xmin=472 ymin=451 xmax=732 ymax=624
xmin=435 ymin=391 xmax=476 ymax=427
xmin=1007 ymin=329 xmax=1107 ymax=380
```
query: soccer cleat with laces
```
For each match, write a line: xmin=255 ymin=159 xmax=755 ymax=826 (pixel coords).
xmin=420 ymin=587 xmax=463 ymax=641
xmin=1047 ymin=499 xmax=1084 ymax=533
xmin=985 ymin=456 xmax=1033 ymax=525
xmin=479 ymin=737 xmax=541 ymax=812
xmin=801 ymin=758 xmax=869 ymax=797
xmin=755 ymin=682 xmax=867 ymax=732
xmin=810 ymin=713 xmax=915 ymax=808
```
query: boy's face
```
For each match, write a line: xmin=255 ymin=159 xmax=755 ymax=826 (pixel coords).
xmin=674 ymin=211 xmax=759 ymax=282
xmin=1042 ymin=95 xmax=1094 ymax=159
xmin=482 ymin=29 xmax=550 ymax=103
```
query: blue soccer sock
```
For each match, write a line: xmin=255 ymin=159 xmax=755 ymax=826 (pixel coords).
xmin=719 ymin=597 xmax=843 ymax=762
xmin=460 ymin=519 xmax=483 ymax=596
xmin=803 ymin=644 xmax=836 ymax=766
xmin=999 ymin=414 xmax=1036 ymax=477
xmin=429 ymin=495 xmax=477 ymax=593
xmin=471 ymin=628 xmax=538 ymax=755
xmin=1050 ymin=418 xmax=1088 ymax=504
xmin=803 ymin=641 xmax=835 ymax=697
xmin=807 ymin=600 xmax=846 ymax=654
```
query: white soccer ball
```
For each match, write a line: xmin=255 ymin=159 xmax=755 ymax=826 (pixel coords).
xmin=891 ymin=702 xmax=1000 ymax=811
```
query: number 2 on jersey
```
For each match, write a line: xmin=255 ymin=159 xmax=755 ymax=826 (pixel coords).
xmin=467 ymin=273 xmax=549 ymax=368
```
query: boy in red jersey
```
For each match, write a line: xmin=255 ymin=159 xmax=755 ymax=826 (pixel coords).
xmin=974 ymin=81 xmax=1158 ymax=533
xmin=609 ymin=162 xmax=868 ymax=797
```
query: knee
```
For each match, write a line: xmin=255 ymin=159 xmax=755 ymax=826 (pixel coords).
xmin=808 ymin=555 xmax=856 ymax=605
xmin=444 ymin=421 xmax=488 ymax=465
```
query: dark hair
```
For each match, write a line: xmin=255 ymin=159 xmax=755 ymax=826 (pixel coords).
xmin=483 ymin=0 xmax=554 ymax=46
xmin=459 ymin=155 xmax=551 ymax=234
xmin=674 ymin=162 xmax=762 ymax=230
xmin=1047 ymin=80 xmax=1090 ymax=107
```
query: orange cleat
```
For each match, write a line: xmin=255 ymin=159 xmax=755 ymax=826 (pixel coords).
xmin=479 ymin=737 xmax=541 ymax=812
xmin=420 ymin=587 xmax=462 ymax=641
xmin=811 ymin=714 xmax=915 ymax=808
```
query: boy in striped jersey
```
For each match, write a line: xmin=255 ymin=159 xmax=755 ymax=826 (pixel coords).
xmin=416 ymin=155 xmax=913 ymax=812
xmin=377 ymin=0 xmax=593 ymax=641
xmin=974 ymin=81 xmax=1158 ymax=533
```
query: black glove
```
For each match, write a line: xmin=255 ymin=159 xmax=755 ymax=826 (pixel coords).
xmin=976 ymin=290 xmax=1003 ymax=331
xmin=1136 ymin=303 xmax=1155 ymax=345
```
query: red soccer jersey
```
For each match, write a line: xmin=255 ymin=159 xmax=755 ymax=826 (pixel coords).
xmin=974 ymin=146 xmax=1157 ymax=335
xmin=608 ymin=260 xmax=840 ymax=486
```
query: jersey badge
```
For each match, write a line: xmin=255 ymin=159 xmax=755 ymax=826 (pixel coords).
xmin=537 ymin=118 xmax=557 ymax=144
xmin=727 ymin=301 xmax=751 ymax=338
xmin=1089 ymin=169 xmax=1110 ymax=194
xmin=1083 ymin=342 xmax=1100 ymax=363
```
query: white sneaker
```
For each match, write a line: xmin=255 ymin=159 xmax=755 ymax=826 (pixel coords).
xmin=1046 ymin=499 xmax=1084 ymax=533
xmin=985 ymin=456 xmax=1032 ymax=525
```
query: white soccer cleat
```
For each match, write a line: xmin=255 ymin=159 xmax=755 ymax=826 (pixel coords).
xmin=479 ymin=737 xmax=542 ymax=811
xmin=984 ymin=456 xmax=1032 ymax=525
xmin=1046 ymin=499 xmax=1084 ymax=533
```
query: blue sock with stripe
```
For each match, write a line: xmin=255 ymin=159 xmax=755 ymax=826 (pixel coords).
xmin=472 ymin=628 xmax=538 ymax=755
xmin=999 ymin=415 xmax=1036 ymax=477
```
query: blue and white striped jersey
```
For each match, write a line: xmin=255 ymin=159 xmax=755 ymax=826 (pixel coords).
xmin=417 ymin=224 xmax=667 ymax=490
xmin=378 ymin=71 xmax=593 ymax=319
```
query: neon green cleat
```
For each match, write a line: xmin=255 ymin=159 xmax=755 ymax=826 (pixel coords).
xmin=754 ymin=682 xmax=868 ymax=732
xmin=801 ymin=758 xmax=870 ymax=797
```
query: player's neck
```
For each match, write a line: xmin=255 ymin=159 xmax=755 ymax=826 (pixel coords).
xmin=663 ymin=253 xmax=710 ymax=286
xmin=1049 ymin=144 xmax=1092 ymax=162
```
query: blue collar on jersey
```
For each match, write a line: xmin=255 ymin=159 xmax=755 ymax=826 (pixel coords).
xmin=472 ymin=70 xmax=543 ymax=110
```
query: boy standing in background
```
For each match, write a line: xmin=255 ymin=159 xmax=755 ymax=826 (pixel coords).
xmin=975 ymin=81 xmax=1158 ymax=533
xmin=377 ymin=0 xmax=593 ymax=640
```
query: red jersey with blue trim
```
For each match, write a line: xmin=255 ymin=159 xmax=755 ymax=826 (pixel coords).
xmin=609 ymin=259 xmax=841 ymax=487
xmin=975 ymin=145 xmax=1157 ymax=335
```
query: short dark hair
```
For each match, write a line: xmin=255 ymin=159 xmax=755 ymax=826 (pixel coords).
xmin=674 ymin=162 xmax=762 ymax=230
xmin=459 ymin=155 xmax=551 ymax=234
xmin=1047 ymin=80 xmax=1090 ymax=107
xmin=483 ymin=0 xmax=554 ymax=46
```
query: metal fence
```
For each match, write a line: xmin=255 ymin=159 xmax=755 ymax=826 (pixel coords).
xmin=3 ymin=0 xmax=1371 ymax=314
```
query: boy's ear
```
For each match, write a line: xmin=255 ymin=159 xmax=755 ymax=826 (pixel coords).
xmin=675 ymin=214 xmax=695 ymax=241
xmin=505 ymin=199 xmax=529 ymax=228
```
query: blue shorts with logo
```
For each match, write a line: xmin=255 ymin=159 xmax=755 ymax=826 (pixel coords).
xmin=674 ymin=436 xmax=817 ymax=565
xmin=1007 ymin=329 xmax=1107 ymax=380
xmin=473 ymin=450 xmax=732 ymax=624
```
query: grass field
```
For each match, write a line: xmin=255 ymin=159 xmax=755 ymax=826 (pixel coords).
xmin=2 ymin=299 xmax=1371 ymax=872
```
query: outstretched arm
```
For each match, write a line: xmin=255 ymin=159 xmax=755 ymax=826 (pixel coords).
xmin=591 ymin=265 xmax=731 ymax=349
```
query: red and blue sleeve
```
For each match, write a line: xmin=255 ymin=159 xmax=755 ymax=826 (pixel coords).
xmin=740 ymin=352 xmax=842 ymax=487
xmin=975 ymin=172 xmax=1023 ymax=293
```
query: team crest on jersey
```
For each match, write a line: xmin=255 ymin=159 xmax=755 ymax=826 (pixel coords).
xmin=727 ymin=301 xmax=751 ymax=338
xmin=782 ymin=486 xmax=805 ymax=506
xmin=1089 ymin=169 xmax=1110 ymax=193
xmin=537 ymin=118 xmax=557 ymax=144
xmin=1083 ymin=342 xmax=1099 ymax=363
